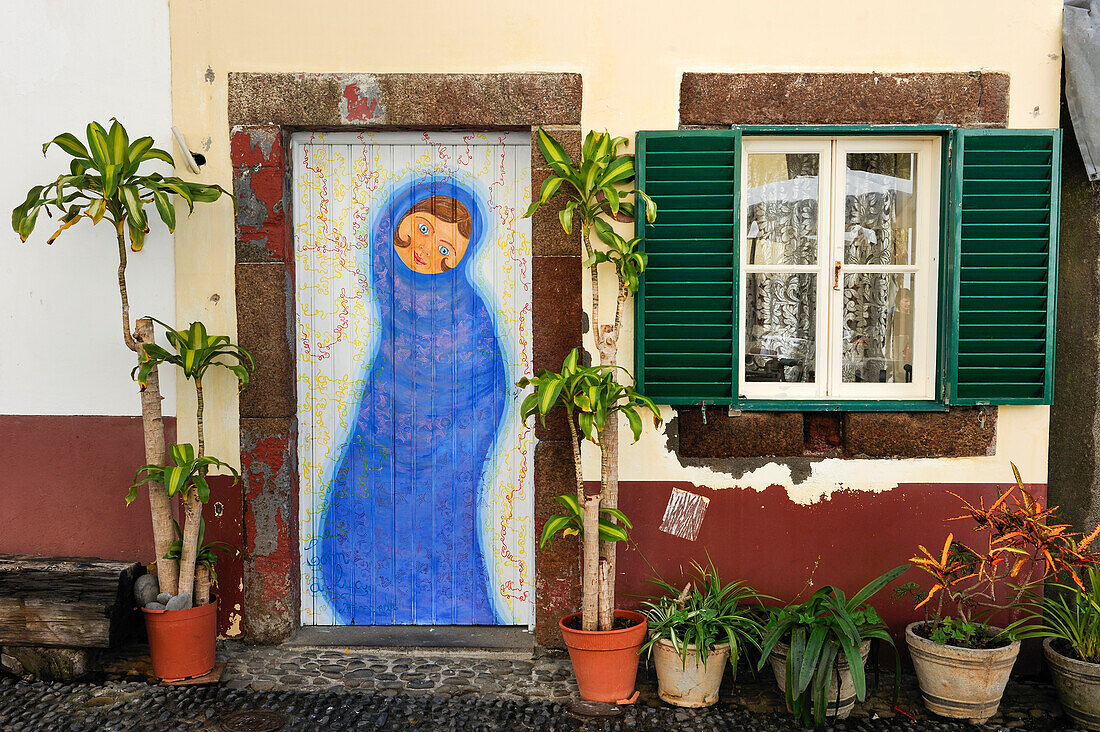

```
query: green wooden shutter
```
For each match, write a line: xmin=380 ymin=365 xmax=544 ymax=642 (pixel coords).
xmin=635 ymin=130 xmax=740 ymax=405
xmin=948 ymin=128 xmax=1061 ymax=404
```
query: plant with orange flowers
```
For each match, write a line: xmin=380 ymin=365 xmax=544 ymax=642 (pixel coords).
xmin=899 ymin=463 xmax=1100 ymax=649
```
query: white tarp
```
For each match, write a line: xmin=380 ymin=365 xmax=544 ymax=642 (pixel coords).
xmin=1066 ymin=0 xmax=1100 ymax=180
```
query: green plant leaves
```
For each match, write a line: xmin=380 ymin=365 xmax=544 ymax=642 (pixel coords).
xmin=130 ymin=442 xmax=239 ymax=504
xmin=12 ymin=119 xmax=227 ymax=248
xmin=134 ymin=318 xmax=255 ymax=390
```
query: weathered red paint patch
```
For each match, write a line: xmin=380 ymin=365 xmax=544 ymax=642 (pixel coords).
xmin=240 ymin=419 xmax=299 ymax=643
xmin=341 ymin=82 xmax=380 ymax=122
xmin=202 ymin=474 xmax=245 ymax=637
xmin=230 ymin=125 xmax=286 ymax=169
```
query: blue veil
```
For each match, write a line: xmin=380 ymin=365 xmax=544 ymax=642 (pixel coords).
xmin=318 ymin=175 xmax=506 ymax=624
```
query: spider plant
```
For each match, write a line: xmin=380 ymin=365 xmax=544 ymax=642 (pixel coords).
xmin=1027 ymin=567 xmax=1100 ymax=663
xmin=640 ymin=559 xmax=769 ymax=674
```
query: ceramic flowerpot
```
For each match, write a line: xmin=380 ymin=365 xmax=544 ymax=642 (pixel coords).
xmin=905 ymin=621 xmax=1020 ymax=723
xmin=1044 ymin=637 xmax=1100 ymax=730
xmin=559 ymin=610 xmax=647 ymax=702
xmin=768 ymin=639 xmax=870 ymax=719
xmin=652 ymin=639 xmax=729 ymax=707
xmin=142 ymin=594 xmax=218 ymax=682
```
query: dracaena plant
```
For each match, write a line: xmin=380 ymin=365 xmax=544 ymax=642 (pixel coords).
xmin=131 ymin=443 xmax=239 ymax=599
xmin=12 ymin=120 xmax=229 ymax=596
xmin=523 ymin=130 xmax=658 ymax=631
xmin=518 ymin=348 xmax=660 ymax=632
xmin=899 ymin=463 xmax=1100 ymax=648
xmin=132 ymin=319 xmax=254 ymax=601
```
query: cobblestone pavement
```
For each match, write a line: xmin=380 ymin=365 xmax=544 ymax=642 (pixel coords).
xmin=0 ymin=642 xmax=1088 ymax=731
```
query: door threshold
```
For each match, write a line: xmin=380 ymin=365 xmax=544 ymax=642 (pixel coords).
xmin=286 ymin=625 xmax=535 ymax=652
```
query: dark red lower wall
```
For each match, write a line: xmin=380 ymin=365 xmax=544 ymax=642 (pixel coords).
xmin=0 ymin=415 xmax=176 ymax=559
xmin=0 ymin=415 xmax=245 ymax=636
xmin=614 ymin=480 xmax=1047 ymax=644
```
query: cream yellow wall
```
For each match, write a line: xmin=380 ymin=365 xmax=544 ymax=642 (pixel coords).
xmin=169 ymin=0 xmax=1063 ymax=497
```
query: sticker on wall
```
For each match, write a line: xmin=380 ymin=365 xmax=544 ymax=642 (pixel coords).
xmin=658 ymin=488 xmax=710 ymax=542
xmin=293 ymin=132 xmax=534 ymax=626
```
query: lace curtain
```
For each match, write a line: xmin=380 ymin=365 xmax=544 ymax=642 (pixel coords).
xmin=744 ymin=153 xmax=914 ymax=385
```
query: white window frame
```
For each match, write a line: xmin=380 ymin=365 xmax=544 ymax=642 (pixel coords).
xmin=738 ymin=136 xmax=941 ymax=401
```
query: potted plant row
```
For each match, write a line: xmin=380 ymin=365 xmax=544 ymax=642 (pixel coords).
xmin=13 ymin=120 xmax=250 ymax=681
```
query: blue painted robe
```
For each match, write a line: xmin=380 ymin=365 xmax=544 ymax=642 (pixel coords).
xmin=319 ymin=176 xmax=505 ymax=624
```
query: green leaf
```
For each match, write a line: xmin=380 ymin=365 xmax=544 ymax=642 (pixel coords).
xmin=555 ymin=493 xmax=582 ymax=518
xmin=127 ymin=137 xmax=155 ymax=170
xmin=143 ymin=147 xmax=175 ymax=166
xmin=558 ymin=200 xmax=576 ymax=235
xmin=171 ymin=443 xmax=196 ymax=465
xmin=85 ymin=122 xmax=111 ymax=165
xmin=101 ymin=164 xmax=121 ymax=199
xmin=600 ymin=506 xmax=633 ymax=530
xmin=847 ymin=564 xmax=908 ymax=613
xmin=538 ymin=175 xmax=564 ymax=204
xmin=598 ymin=155 xmax=636 ymax=187
xmin=623 ymin=407 xmax=642 ymax=441
xmin=539 ymin=514 xmax=575 ymax=550
xmin=107 ymin=119 xmax=128 ymax=165
xmin=119 ymin=185 xmax=146 ymax=228
xmin=152 ymin=189 xmax=176 ymax=231
xmin=537 ymin=376 xmax=565 ymax=415
xmin=597 ymin=518 xmax=629 ymax=543
xmin=536 ymin=128 xmax=573 ymax=176
xmin=43 ymin=133 xmax=90 ymax=160
xmin=193 ymin=474 xmax=211 ymax=503
xmin=636 ymin=190 xmax=657 ymax=223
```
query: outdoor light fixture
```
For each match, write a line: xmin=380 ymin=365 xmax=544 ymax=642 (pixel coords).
xmin=171 ymin=126 xmax=203 ymax=173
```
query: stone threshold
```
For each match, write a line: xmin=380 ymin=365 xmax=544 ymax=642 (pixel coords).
xmin=284 ymin=625 xmax=536 ymax=652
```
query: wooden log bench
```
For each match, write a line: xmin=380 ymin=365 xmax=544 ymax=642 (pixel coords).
xmin=0 ymin=555 xmax=144 ymax=680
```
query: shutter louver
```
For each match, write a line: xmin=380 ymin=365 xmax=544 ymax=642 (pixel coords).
xmin=949 ymin=129 xmax=1061 ymax=405
xmin=635 ymin=131 xmax=740 ymax=404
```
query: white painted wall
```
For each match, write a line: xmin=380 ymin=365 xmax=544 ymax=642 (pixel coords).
xmin=0 ymin=0 xmax=176 ymax=416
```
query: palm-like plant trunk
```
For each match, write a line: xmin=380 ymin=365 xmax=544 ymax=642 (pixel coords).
xmin=194 ymin=565 xmax=211 ymax=606
xmin=134 ymin=318 xmax=178 ymax=595
xmin=178 ymin=377 xmax=206 ymax=601
xmin=117 ymin=225 xmax=177 ymax=595
xmin=581 ymin=494 xmax=601 ymax=631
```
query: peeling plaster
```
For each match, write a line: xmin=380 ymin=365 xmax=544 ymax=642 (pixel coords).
xmin=582 ymin=405 xmax=1050 ymax=506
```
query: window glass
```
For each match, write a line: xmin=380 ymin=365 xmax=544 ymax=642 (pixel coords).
xmin=745 ymin=153 xmax=819 ymax=266
xmin=844 ymin=153 xmax=916 ymax=266
xmin=744 ymin=273 xmax=816 ymax=383
xmin=842 ymin=272 xmax=914 ymax=383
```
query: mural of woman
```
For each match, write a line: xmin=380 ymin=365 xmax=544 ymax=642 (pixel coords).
xmin=319 ymin=175 xmax=506 ymax=625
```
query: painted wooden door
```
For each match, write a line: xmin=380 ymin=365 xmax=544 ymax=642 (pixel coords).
xmin=294 ymin=132 xmax=534 ymax=626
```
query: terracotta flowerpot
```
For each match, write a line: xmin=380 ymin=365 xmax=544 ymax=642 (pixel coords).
xmin=652 ymin=639 xmax=729 ymax=707
xmin=142 ymin=594 xmax=218 ymax=682
xmin=558 ymin=610 xmax=647 ymax=702
xmin=905 ymin=621 xmax=1020 ymax=723
xmin=768 ymin=639 xmax=870 ymax=719
xmin=1045 ymin=637 xmax=1100 ymax=730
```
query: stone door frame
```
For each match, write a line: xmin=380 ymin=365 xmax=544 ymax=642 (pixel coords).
xmin=229 ymin=72 xmax=583 ymax=644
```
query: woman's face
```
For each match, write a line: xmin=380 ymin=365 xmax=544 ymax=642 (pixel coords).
xmin=395 ymin=211 xmax=470 ymax=274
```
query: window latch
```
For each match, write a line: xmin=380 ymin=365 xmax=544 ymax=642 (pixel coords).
xmin=833 ymin=260 xmax=842 ymax=291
